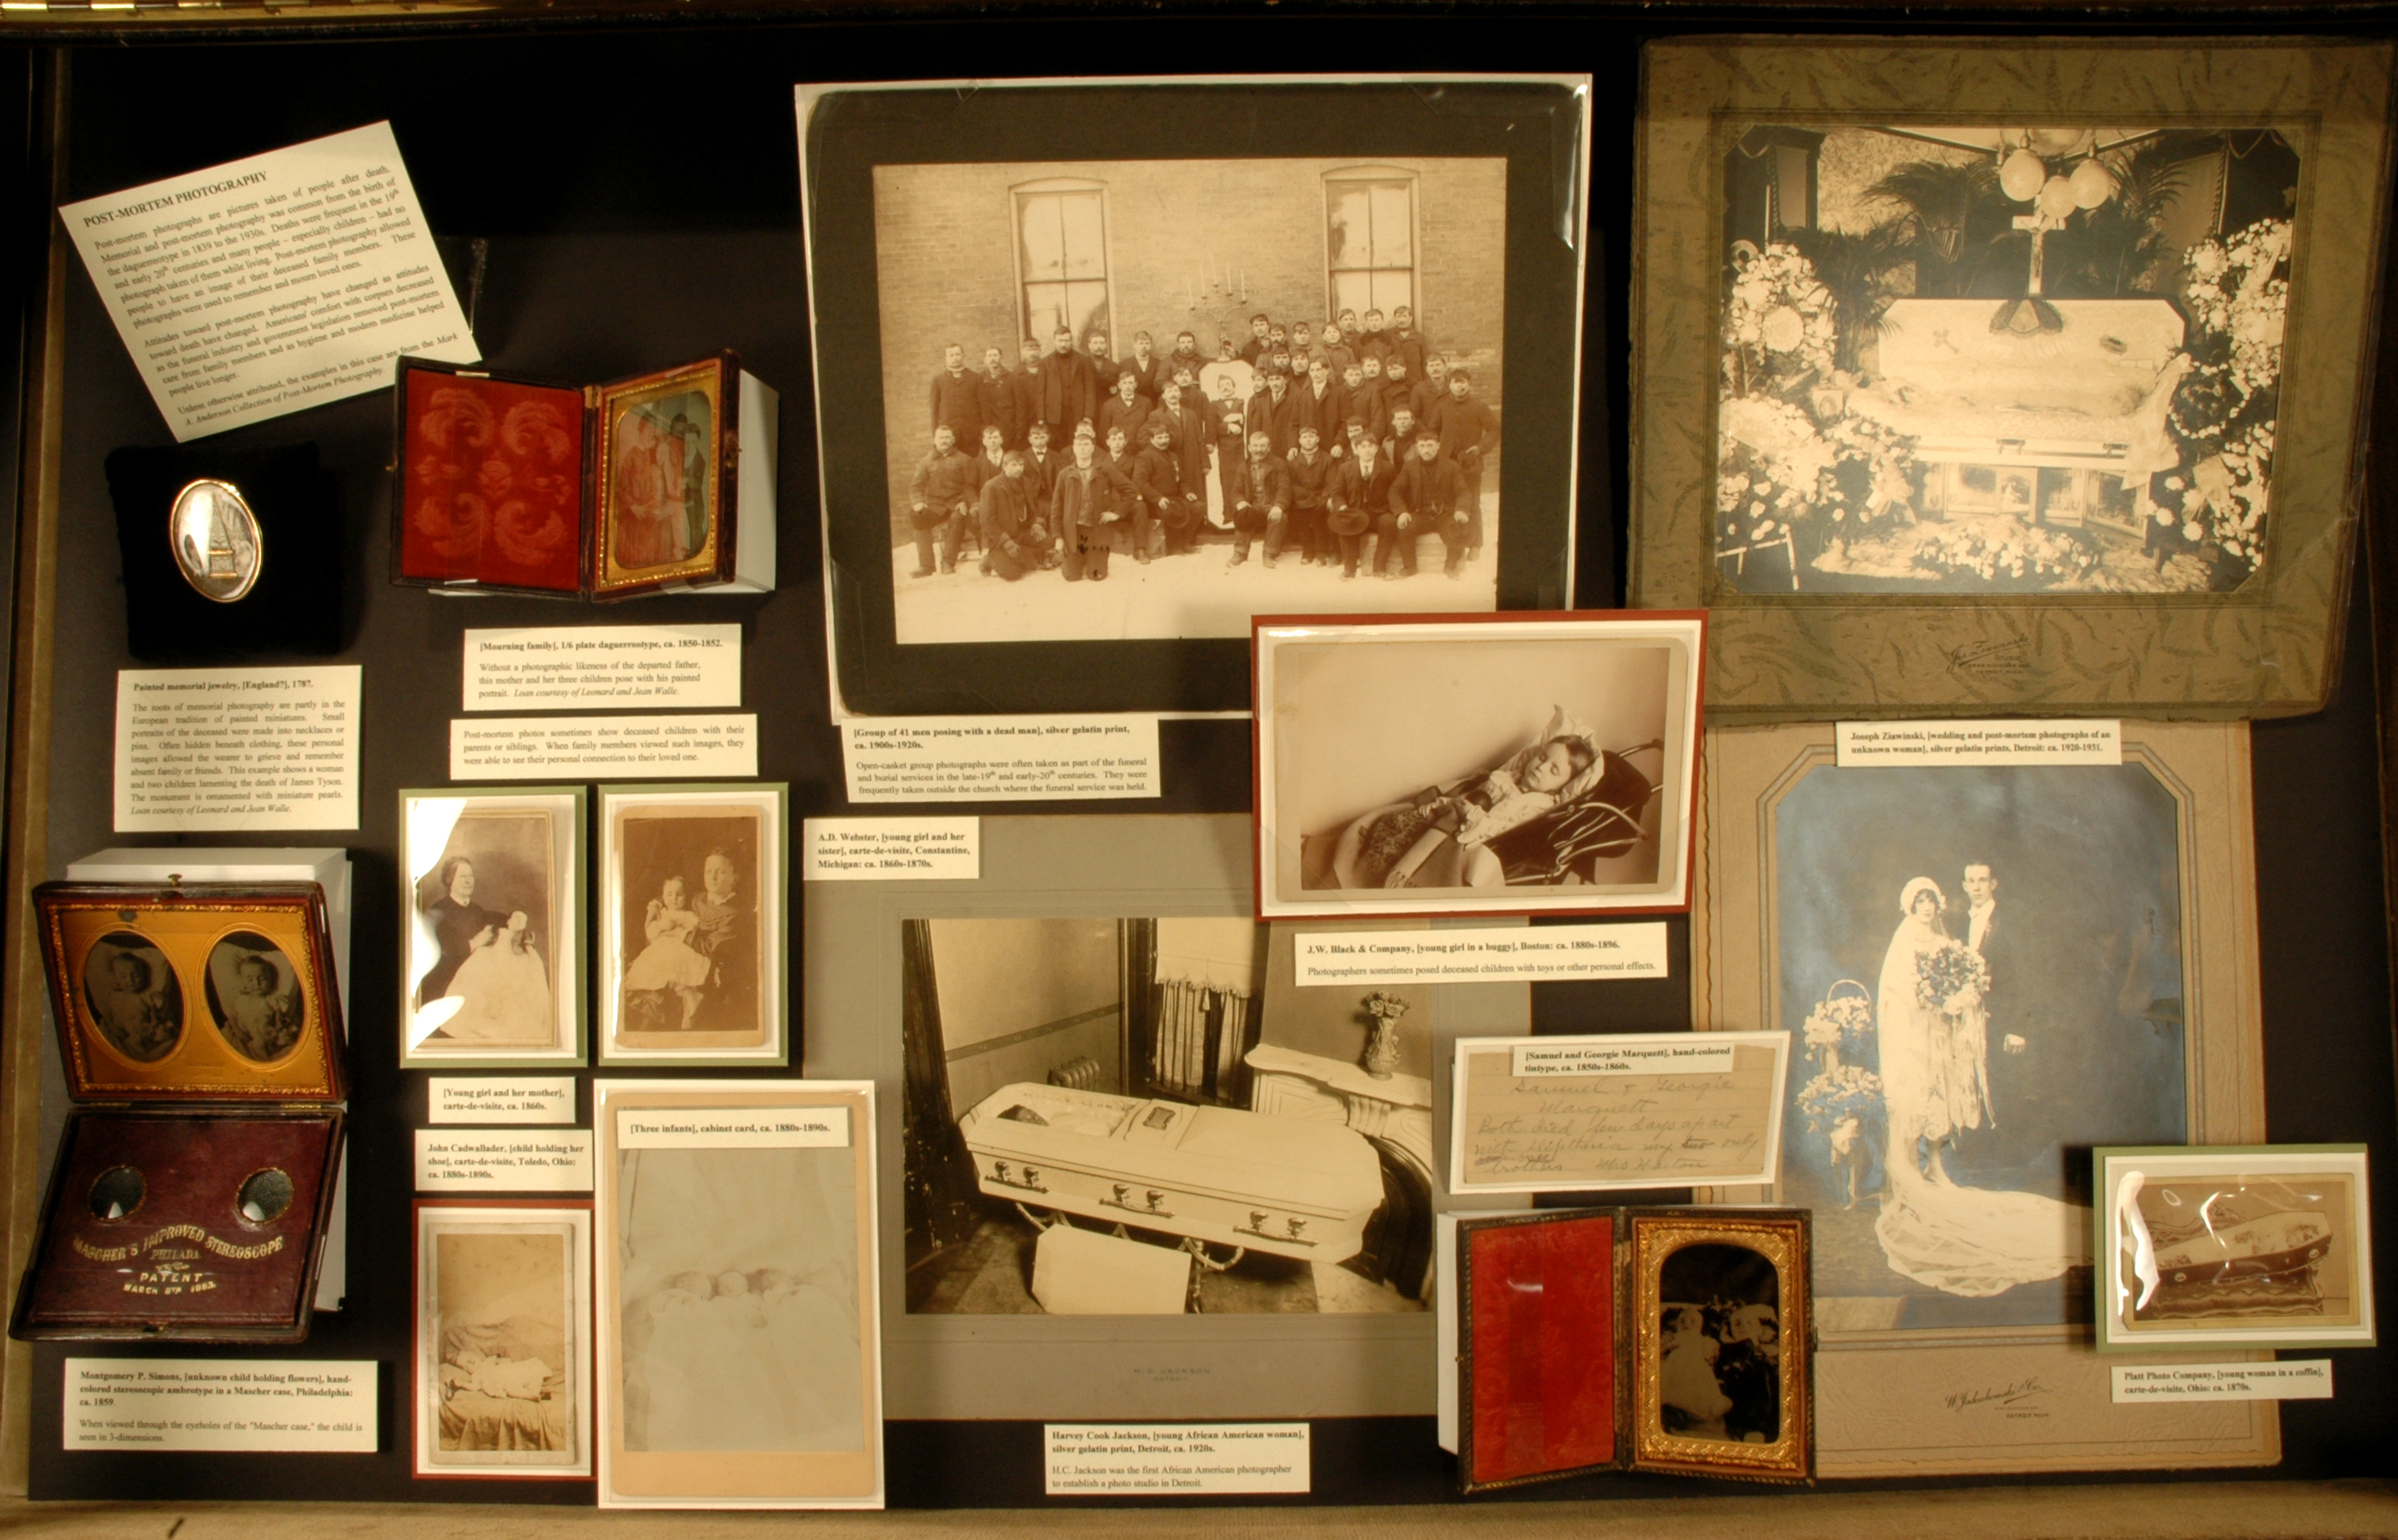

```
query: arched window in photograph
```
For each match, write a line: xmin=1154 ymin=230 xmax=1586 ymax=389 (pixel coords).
xmin=1013 ymin=179 xmax=1113 ymax=349
xmin=1325 ymin=167 xmax=1418 ymax=321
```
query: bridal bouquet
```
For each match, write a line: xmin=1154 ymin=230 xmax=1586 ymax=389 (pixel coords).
xmin=1799 ymin=991 xmax=1874 ymax=1062
xmin=1915 ymin=940 xmax=1991 ymax=1013
xmin=1797 ymin=1064 xmax=1884 ymax=1135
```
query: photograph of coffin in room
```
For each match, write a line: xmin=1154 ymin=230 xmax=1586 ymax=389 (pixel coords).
xmin=899 ymin=916 xmax=1434 ymax=1315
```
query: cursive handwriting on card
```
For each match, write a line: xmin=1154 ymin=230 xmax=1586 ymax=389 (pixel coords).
xmin=1455 ymin=1039 xmax=1785 ymax=1189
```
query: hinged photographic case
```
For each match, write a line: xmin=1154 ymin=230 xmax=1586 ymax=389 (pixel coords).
xmin=10 ymin=880 xmax=350 ymax=1343
xmin=391 ymin=351 xmax=776 ymax=601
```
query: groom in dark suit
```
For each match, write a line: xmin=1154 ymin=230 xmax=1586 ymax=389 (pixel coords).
xmin=1958 ymin=860 xmax=2039 ymax=1180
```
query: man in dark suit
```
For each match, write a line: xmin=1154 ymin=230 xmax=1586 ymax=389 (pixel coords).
xmin=1961 ymin=860 xmax=2028 ymax=1148
xmin=929 ymin=343 xmax=983 ymax=446
xmin=1008 ymin=338 xmax=1047 ymax=451
xmin=976 ymin=345 xmax=1024 ymax=451
xmin=1035 ymin=327 xmax=1093 ymax=445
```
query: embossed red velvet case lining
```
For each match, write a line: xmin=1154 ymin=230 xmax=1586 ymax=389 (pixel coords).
xmin=391 ymin=351 xmax=740 ymax=600
xmin=10 ymin=882 xmax=350 ymax=1343
xmin=1457 ymin=1210 xmax=1620 ymax=1492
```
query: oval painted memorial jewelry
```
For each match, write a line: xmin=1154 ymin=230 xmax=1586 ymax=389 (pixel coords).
xmin=167 ymin=477 xmax=263 ymax=604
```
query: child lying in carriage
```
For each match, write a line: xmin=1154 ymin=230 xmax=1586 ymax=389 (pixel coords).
xmin=1304 ymin=706 xmax=1662 ymax=892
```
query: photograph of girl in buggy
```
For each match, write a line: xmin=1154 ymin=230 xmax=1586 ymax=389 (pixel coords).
xmin=1257 ymin=615 xmax=1702 ymax=918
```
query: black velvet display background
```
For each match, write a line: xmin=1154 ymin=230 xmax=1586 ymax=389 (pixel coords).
xmin=105 ymin=442 xmax=343 ymax=660
xmin=6 ymin=5 xmax=2394 ymax=1509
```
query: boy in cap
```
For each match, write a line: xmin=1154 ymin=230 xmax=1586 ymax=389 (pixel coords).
xmin=1433 ymin=367 xmax=1499 ymax=559
xmin=976 ymin=449 xmax=1051 ymax=581
xmin=1327 ymin=425 xmax=1397 ymax=580
xmin=1134 ymin=419 xmax=1193 ymax=561
xmin=904 ymin=424 xmax=976 ymax=578
xmin=1286 ymin=423 xmax=1333 ymax=564
xmin=1225 ymin=429 xmax=1292 ymax=569
xmin=1238 ymin=313 xmax=1273 ymax=366
xmin=1098 ymin=369 xmax=1153 ymax=450
xmin=1387 ymin=426 xmax=1471 ymax=578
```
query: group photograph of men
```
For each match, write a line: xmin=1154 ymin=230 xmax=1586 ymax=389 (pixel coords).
xmin=908 ymin=304 xmax=1498 ymax=580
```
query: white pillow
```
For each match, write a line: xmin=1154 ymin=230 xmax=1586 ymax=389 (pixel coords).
xmin=1506 ymin=704 xmax=1608 ymax=805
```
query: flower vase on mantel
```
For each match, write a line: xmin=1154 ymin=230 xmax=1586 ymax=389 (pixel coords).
xmin=1361 ymin=991 xmax=1409 ymax=1081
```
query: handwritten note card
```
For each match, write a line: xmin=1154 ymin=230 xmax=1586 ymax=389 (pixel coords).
xmin=1448 ymin=1033 xmax=1790 ymax=1194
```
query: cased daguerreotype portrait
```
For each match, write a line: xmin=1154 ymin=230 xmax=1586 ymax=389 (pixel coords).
xmin=1631 ymin=38 xmax=2397 ymax=717
xmin=413 ymin=1201 xmax=594 ymax=1478
xmin=598 ymin=784 xmax=788 ymax=1067
xmin=1255 ymin=612 xmax=1704 ymax=920
xmin=593 ymin=358 xmax=731 ymax=600
xmin=400 ymin=787 xmax=585 ymax=1068
xmin=594 ymin=1080 xmax=882 ymax=1509
xmin=1694 ymin=720 xmax=2277 ymax=1476
xmin=2094 ymin=1144 xmax=2376 ymax=1352
xmin=797 ymin=76 xmax=1593 ymax=714
xmin=1628 ymin=1209 xmax=1812 ymax=1484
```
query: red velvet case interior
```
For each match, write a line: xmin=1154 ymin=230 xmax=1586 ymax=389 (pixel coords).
xmin=1466 ymin=1213 xmax=1618 ymax=1486
xmin=22 ymin=1111 xmax=338 ymax=1334
xmin=398 ymin=367 xmax=585 ymax=592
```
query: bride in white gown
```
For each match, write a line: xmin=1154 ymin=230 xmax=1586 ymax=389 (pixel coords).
xmin=1873 ymin=877 xmax=2087 ymax=1298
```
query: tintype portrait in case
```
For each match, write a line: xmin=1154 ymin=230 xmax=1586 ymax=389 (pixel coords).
xmin=203 ymin=932 xmax=304 ymax=1063
xmin=1717 ymin=126 xmax=2298 ymax=596
xmin=902 ymin=916 xmax=1435 ymax=1315
xmin=607 ymin=386 xmax=715 ymax=575
xmin=415 ymin=1204 xmax=592 ymax=1476
xmin=1630 ymin=1212 xmax=1811 ymax=1482
xmin=1257 ymin=615 xmax=1702 ymax=919
xmin=79 ymin=932 xmax=180 ymax=1063
xmin=2095 ymin=1145 xmax=2376 ymax=1350
xmin=600 ymin=786 xmax=785 ymax=1065
xmin=1774 ymin=763 xmax=2188 ymax=1329
xmin=403 ymin=789 xmax=582 ymax=1065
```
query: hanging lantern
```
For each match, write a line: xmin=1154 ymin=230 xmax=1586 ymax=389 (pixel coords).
xmin=1999 ymin=147 xmax=2047 ymax=202
xmin=2037 ymin=174 xmax=2077 ymax=219
xmin=2069 ymin=157 xmax=2119 ymax=208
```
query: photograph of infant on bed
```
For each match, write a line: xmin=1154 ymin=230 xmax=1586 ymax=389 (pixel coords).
xmin=902 ymin=916 xmax=1434 ymax=1315
xmin=419 ymin=1214 xmax=587 ymax=1473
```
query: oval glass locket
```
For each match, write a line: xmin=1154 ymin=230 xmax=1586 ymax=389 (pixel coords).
xmin=168 ymin=478 xmax=263 ymax=604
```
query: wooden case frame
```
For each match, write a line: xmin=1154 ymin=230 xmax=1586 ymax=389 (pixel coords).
xmin=1630 ymin=37 xmax=2397 ymax=719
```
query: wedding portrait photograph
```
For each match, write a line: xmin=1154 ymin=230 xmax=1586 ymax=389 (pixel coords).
xmin=2094 ymin=1144 xmax=2376 ymax=1351
xmin=900 ymin=916 xmax=1435 ymax=1316
xmin=413 ymin=1201 xmax=594 ymax=1479
xmin=801 ymin=76 xmax=1591 ymax=714
xmin=1255 ymin=612 xmax=1704 ymax=919
xmin=400 ymin=787 xmax=584 ymax=1069
xmin=1630 ymin=1211 xmax=1811 ymax=1483
xmin=598 ymin=360 xmax=725 ymax=595
xmin=78 ymin=932 xmax=180 ymax=1064
xmin=595 ymin=1081 xmax=882 ymax=1510
xmin=599 ymin=784 xmax=787 ymax=1066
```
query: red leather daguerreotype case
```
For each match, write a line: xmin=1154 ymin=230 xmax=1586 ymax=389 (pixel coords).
xmin=1454 ymin=1207 xmax=1814 ymax=1491
xmin=10 ymin=882 xmax=349 ymax=1343
xmin=1457 ymin=1210 xmax=1620 ymax=1493
xmin=391 ymin=351 xmax=744 ymax=601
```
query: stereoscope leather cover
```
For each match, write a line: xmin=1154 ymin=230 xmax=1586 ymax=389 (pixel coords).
xmin=391 ymin=351 xmax=756 ymax=601
xmin=10 ymin=881 xmax=350 ymax=1343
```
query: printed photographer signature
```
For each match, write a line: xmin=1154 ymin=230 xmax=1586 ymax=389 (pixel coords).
xmin=1943 ymin=1376 xmax=2052 ymax=1416
xmin=1944 ymin=636 xmax=2033 ymax=680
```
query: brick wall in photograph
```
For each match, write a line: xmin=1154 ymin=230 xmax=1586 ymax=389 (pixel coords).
xmin=872 ymin=156 xmax=1506 ymax=540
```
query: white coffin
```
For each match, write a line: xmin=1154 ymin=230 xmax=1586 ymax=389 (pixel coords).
xmin=956 ymin=1083 xmax=1385 ymax=1263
